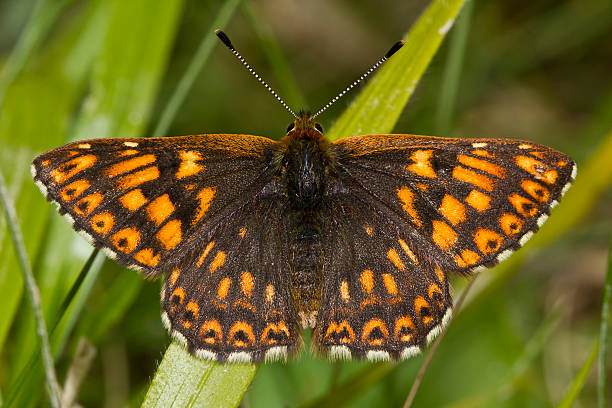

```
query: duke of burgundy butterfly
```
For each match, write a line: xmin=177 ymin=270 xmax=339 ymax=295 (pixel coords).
xmin=31 ymin=30 xmax=576 ymax=363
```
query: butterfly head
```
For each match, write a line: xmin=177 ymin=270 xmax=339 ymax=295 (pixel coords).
xmin=286 ymin=111 xmax=324 ymax=138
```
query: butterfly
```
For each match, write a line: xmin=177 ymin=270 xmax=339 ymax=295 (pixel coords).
xmin=31 ymin=30 xmax=576 ymax=363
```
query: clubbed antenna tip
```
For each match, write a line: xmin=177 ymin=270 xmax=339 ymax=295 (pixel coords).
xmin=385 ymin=40 xmax=405 ymax=58
xmin=215 ymin=29 xmax=234 ymax=50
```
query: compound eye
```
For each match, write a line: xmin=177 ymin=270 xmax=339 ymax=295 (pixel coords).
xmin=286 ymin=122 xmax=295 ymax=133
xmin=314 ymin=123 xmax=323 ymax=132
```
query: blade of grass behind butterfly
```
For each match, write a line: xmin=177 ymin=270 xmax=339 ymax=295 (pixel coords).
xmin=597 ymin=237 xmax=611 ymax=408
xmin=4 ymin=1 xmax=185 ymax=406
xmin=326 ymin=0 xmax=468 ymax=142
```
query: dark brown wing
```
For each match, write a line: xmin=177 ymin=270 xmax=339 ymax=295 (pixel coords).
xmin=31 ymin=134 xmax=278 ymax=276
xmin=312 ymin=134 xmax=575 ymax=361
xmin=329 ymin=134 xmax=576 ymax=274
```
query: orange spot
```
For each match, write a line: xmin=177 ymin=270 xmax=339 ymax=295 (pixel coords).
xmin=439 ymin=194 xmax=466 ymax=225
xmin=262 ymin=322 xmax=290 ymax=345
xmin=387 ymin=248 xmax=405 ymax=271
xmin=51 ymin=155 xmax=97 ymax=183
xmin=74 ymin=192 xmax=103 ymax=216
xmin=146 ymin=194 xmax=174 ymax=225
xmin=134 ymin=248 xmax=160 ymax=266
xmin=360 ymin=269 xmax=374 ymax=294
xmin=157 ymin=219 xmax=182 ymax=250
xmin=169 ymin=268 xmax=180 ymax=285
xmin=515 ymin=155 xmax=558 ymax=184
xmin=324 ymin=321 xmax=355 ymax=343
xmin=265 ymin=284 xmax=275 ymax=303
xmin=90 ymin=212 xmax=114 ymax=236
xmin=428 ymin=283 xmax=443 ymax=300
xmin=184 ymin=184 xmax=195 ymax=191
xmin=116 ymin=166 xmax=159 ymax=190
xmin=60 ymin=179 xmax=90 ymax=201
xmin=217 ymin=278 xmax=231 ymax=299
xmin=176 ymin=151 xmax=205 ymax=179
xmin=111 ymin=227 xmax=141 ymax=253
xmin=229 ymin=322 xmax=256 ymax=347
xmin=458 ymin=154 xmax=506 ymax=178
xmin=196 ymin=241 xmax=215 ymax=266
xmin=432 ymin=220 xmax=457 ymax=251
xmin=416 ymin=183 xmax=428 ymax=191
xmin=508 ymin=193 xmax=538 ymax=217
xmin=365 ymin=226 xmax=374 ymax=237
xmin=105 ymin=154 xmax=156 ymax=178
xmin=557 ymin=160 xmax=568 ymax=167
xmin=394 ymin=316 xmax=415 ymax=342
xmin=499 ymin=213 xmax=524 ymax=236
xmin=361 ymin=318 xmax=389 ymax=346
xmin=522 ymin=179 xmax=550 ymax=202
xmin=199 ymin=320 xmax=223 ymax=344
xmin=41 ymin=159 xmax=51 ymax=167
xmin=414 ymin=296 xmax=430 ymax=319
xmin=241 ymin=271 xmax=254 ymax=297
xmin=471 ymin=149 xmax=494 ymax=158
xmin=170 ymin=287 xmax=185 ymax=307
xmin=398 ymin=239 xmax=418 ymax=264
xmin=530 ymin=151 xmax=546 ymax=159
xmin=193 ymin=187 xmax=216 ymax=225
xmin=340 ymin=281 xmax=350 ymax=303
xmin=435 ymin=267 xmax=445 ymax=284
xmin=406 ymin=149 xmax=437 ymax=178
xmin=465 ymin=190 xmax=491 ymax=212
xmin=474 ymin=228 xmax=504 ymax=255
xmin=118 ymin=149 xmax=139 ymax=156
xmin=455 ymin=250 xmax=480 ymax=267
xmin=382 ymin=274 xmax=398 ymax=295
xmin=182 ymin=301 xmax=200 ymax=329
xmin=397 ymin=186 xmax=422 ymax=228
xmin=238 ymin=227 xmax=246 ymax=238
xmin=452 ymin=166 xmax=495 ymax=191
xmin=209 ymin=251 xmax=226 ymax=273
xmin=119 ymin=188 xmax=148 ymax=211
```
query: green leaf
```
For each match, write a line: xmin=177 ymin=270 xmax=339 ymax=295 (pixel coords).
xmin=598 ymin=238 xmax=612 ymax=408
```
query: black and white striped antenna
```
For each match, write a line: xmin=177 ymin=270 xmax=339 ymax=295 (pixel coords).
xmin=215 ymin=29 xmax=298 ymax=119
xmin=215 ymin=29 xmax=404 ymax=120
xmin=311 ymin=40 xmax=405 ymax=119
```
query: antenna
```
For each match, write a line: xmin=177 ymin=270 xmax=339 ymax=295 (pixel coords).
xmin=311 ymin=40 xmax=405 ymax=119
xmin=215 ymin=30 xmax=298 ymax=119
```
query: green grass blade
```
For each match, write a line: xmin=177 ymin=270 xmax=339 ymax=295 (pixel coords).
xmin=599 ymin=238 xmax=612 ymax=408
xmin=142 ymin=342 xmax=257 ymax=408
xmin=326 ymin=0 xmax=468 ymax=141
xmin=556 ymin=340 xmax=599 ymax=408
xmin=435 ymin=0 xmax=473 ymax=136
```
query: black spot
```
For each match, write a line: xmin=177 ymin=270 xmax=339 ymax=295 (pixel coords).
xmin=77 ymin=201 xmax=89 ymax=212
xmin=65 ymin=188 xmax=76 ymax=197
xmin=397 ymin=325 xmax=414 ymax=341
xmin=234 ymin=330 xmax=250 ymax=344
xmin=522 ymin=203 xmax=535 ymax=212
xmin=367 ymin=326 xmax=385 ymax=341
xmin=202 ymin=329 xmax=216 ymax=339
xmin=535 ymin=189 xmax=544 ymax=197
xmin=63 ymin=163 xmax=77 ymax=172
xmin=420 ymin=306 xmax=431 ymax=318
xmin=171 ymin=295 xmax=181 ymax=305
xmin=510 ymin=223 xmax=518 ymax=231
xmin=96 ymin=221 xmax=104 ymax=228
xmin=431 ymin=291 xmax=443 ymax=302
xmin=267 ymin=327 xmax=289 ymax=342
xmin=118 ymin=238 xmax=128 ymax=248
xmin=184 ymin=310 xmax=194 ymax=321
xmin=487 ymin=240 xmax=498 ymax=249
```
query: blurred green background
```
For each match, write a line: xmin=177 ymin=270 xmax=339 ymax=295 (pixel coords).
xmin=0 ymin=0 xmax=611 ymax=407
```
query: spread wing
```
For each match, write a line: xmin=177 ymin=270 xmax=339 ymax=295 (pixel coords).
xmin=313 ymin=134 xmax=575 ymax=360
xmin=31 ymin=134 xmax=278 ymax=276
xmin=32 ymin=134 xmax=302 ymax=362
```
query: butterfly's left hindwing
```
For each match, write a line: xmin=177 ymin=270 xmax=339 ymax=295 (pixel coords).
xmin=31 ymin=135 xmax=279 ymax=276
